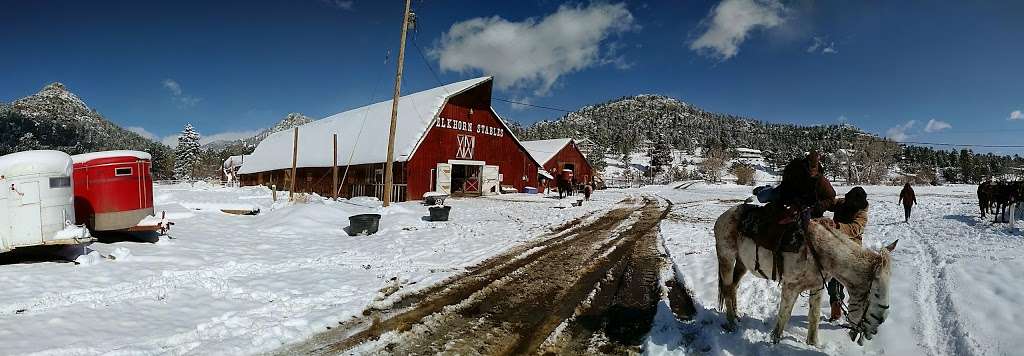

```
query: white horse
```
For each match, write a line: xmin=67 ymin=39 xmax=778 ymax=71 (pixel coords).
xmin=714 ymin=204 xmax=898 ymax=345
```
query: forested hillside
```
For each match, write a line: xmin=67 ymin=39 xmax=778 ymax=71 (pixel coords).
xmin=511 ymin=95 xmax=1023 ymax=184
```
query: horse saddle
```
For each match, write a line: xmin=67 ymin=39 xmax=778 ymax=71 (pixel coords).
xmin=739 ymin=204 xmax=804 ymax=281
xmin=740 ymin=204 xmax=804 ymax=252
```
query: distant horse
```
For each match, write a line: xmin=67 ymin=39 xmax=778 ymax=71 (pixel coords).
xmin=979 ymin=181 xmax=994 ymax=218
xmin=714 ymin=205 xmax=897 ymax=345
xmin=992 ymin=181 xmax=1023 ymax=223
xmin=557 ymin=179 xmax=571 ymax=199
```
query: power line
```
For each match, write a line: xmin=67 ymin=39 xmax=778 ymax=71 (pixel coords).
xmin=489 ymin=97 xmax=577 ymax=112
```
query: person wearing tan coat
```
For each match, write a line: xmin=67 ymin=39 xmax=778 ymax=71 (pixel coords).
xmin=821 ymin=186 xmax=869 ymax=321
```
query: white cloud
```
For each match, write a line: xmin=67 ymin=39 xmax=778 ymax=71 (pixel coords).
xmin=126 ymin=126 xmax=159 ymax=141
xmin=320 ymin=0 xmax=353 ymax=10
xmin=162 ymin=130 xmax=258 ymax=148
xmin=162 ymin=78 xmax=201 ymax=108
xmin=690 ymin=0 xmax=786 ymax=60
xmin=432 ymin=3 xmax=636 ymax=95
xmin=807 ymin=36 xmax=837 ymax=54
xmin=1010 ymin=110 xmax=1023 ymax=121
xmin=924 ymin=118 xmax=952 ymax=133
xmin=161 ymin=79 xmax=182 ymax=96
xmin=886 ymin=120 xmax=916 ymax=142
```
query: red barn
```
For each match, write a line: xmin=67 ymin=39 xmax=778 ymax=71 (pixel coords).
xmin=522 ymin=138 xmax=595 ymax=186
xmin=71 ymin=151 xmax=155 ymax=231
xmin=238 ymin=77 xmax=541 ymax=201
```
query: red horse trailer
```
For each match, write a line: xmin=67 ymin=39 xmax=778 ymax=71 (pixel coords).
xmin=71 ymin=151 xmax=169 ymax=233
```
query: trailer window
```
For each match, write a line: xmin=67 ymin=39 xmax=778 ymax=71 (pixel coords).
xmin=115 ymin=167 xmax=133 ymax=176
xmin=49 ymin=176 xmax=71 ymax=188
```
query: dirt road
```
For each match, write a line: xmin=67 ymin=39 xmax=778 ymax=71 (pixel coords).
xmin=279 ymin=195 xmax=693 ymax=355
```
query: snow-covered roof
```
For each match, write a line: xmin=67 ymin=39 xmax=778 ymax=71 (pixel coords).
xmin=521 ymin=138 xmax=573 ymax=165
xmin=71 ymin=150 xmax=151 ymax=164
xmin=223 ymin=155 xmax=248 ymax=170
xmin=538 ymin=168 xmax=554 ymax=180
xmin=0 ymin=150 xmax=73 ymax=179
xmin=735 ymin=148 xmax=761 ymax=154
xmin=239 ymin=77 xmax=492 ymax=174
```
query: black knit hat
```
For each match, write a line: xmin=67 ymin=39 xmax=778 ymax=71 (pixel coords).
xmin=845 ymin=186 xmax=868 ymax=210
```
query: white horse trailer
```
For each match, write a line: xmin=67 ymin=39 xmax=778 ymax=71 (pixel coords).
xmin=0 ymin=150 xmax=92 ymax=253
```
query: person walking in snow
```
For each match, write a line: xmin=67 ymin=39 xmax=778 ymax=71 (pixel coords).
xmin=898 ymin=183 xmax=916 ymax=223
xmin=583 ymin=181 xmax=593 ymax=201
xmin=821 ymin=186 xmax=869 ymax=322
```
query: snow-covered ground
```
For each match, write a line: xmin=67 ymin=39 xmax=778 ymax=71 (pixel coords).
xmin=0 ymin=183 xmax=627 ymax=355
xmin=4 ymin=181 xmax=1021 ymax=355
xmin=647 ymin=182 xmax=1023 ymax=355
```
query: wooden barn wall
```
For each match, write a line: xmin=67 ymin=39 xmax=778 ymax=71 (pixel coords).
xmin=406 ymin=82 xmax=539 ymax=200
xmin=543 ymin=142 xmax=594 ymax=184
xmin=239 ymin=162 xmax=407 ymax=199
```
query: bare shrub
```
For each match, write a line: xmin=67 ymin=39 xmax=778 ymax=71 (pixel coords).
xmin=731 ymin=162 xmax=756 ymax=185
xmin=701 ymin=146 xmax=729 ymax=183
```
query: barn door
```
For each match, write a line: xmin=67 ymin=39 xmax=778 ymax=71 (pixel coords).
xmin=482 ymin=165 xmax=499 ymax=195
xmin=7 ymin=180 xmax=43 ymax=246
xmin=436 ymin=163 xmax=452 ymax=194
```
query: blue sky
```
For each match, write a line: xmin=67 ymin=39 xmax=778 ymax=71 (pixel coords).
xmin=2 ymin=1 xmax=1022 ymax=153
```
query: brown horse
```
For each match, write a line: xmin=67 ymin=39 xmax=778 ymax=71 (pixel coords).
xmin=714 ymin=204 xmax=897 ymax=345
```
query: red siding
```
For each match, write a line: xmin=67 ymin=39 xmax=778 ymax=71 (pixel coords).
xmin=406 ymin=83 xmax=540 ymax=200
xmin=542 ymin=141 xmax=594 ymax=184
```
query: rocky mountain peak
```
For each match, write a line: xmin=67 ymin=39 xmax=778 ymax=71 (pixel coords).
xmin=13 ymin=82 xmax=91 ymax=117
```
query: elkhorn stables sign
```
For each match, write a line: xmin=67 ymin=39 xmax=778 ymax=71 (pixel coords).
xmin=435 ymin=117 xmax=504 ymax=160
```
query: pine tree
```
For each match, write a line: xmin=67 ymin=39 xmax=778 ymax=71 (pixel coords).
xmin=649 ymin=135 xmax=673 ymax=178
xmin=174 ymin=124 xmax=201 ymax=180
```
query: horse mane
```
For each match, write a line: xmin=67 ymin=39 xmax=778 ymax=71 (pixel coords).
xmin=807 ymin=221 xmax=882 ymax=274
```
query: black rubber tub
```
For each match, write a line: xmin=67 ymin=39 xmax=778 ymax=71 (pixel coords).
xmin=347 ymin=213 xmax=382 ymax=236
xmin=428 ymin=206 xmax=452 ymax=222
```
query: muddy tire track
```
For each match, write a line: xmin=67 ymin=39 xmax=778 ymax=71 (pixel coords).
xmin=279 ymin=195 xmax=687 ymax=355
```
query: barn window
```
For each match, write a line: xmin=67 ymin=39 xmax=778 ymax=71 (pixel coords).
xmin=49 ymin=176 xmax=71 ymax=188
xmin=115 ymin=167 xmax=133 ymax=176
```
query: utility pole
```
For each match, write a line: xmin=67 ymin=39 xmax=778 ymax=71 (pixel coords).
xmin=383 ymin=0 xmax=413 ymax=207
xmin=289 ymin=127 xmax=299 ymax=200
xmin=332 ymin=133 xmax=339 ymax=200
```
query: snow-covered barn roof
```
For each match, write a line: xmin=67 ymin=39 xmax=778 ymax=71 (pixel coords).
xmin=71 ymin=150 xmax=151 ymax=164
xmin=521 ymin=138 xmax=574 ymax=165
xmin=239 ymin=77 xmax=492 ymax=175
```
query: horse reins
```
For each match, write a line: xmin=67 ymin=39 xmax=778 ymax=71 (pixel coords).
xmin=805 ymin=219 xmax=884 ymax=339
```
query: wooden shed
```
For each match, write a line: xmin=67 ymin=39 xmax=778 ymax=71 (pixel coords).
xmin=237 ymin=77 xmax=542 ymax=201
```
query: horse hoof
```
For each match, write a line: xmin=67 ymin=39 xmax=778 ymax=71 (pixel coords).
xmin=721 ymin=323 xmax=737 ymax=333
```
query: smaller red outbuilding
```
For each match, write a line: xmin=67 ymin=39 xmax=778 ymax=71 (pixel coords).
xmin=71 ymin=150 xmax=156 ymax=231
xmin=521 ymin=138 xmax=595 ymax=186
